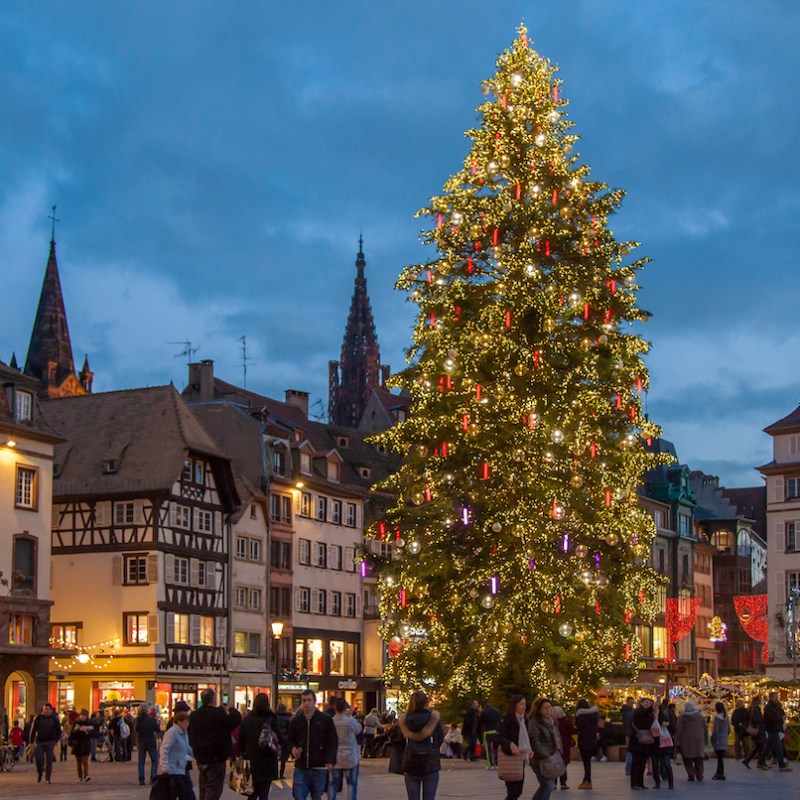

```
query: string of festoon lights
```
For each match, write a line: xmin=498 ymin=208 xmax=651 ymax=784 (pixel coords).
xmin=50 ymin=636 xmax=120 ymax=671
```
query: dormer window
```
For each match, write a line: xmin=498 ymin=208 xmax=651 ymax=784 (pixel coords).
xmin=103 ymin=459 xmax=118 ymax=475
xmin=337 ymin=436 xmax=349 ymax=448
xmin=394 ymin=408 xmax=406 ymax=423
xmin=273 ymin=449 xmax=286 ymax=476
xmin=328 ymin=460 xmax=340 ymax=482
xmin=300 ymin=452 xmax=312 ymax=475
xmin=360 ymin=467 xmax=371 ymax=479
xmin=14 ymin=390 xmax=32 ymax=423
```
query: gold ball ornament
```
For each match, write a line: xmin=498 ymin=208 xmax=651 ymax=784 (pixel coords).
xmin=570 ymin=474 xmax=584 ymax=488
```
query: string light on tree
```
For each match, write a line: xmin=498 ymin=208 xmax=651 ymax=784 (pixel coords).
xmin=367 ymin=23 xmax=669 ymax=699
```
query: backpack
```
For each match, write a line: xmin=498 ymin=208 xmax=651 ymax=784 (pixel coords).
xmin=119 ymin=719 xmax=130 ymax=740
xmin=403 ymin=736 xmax=435 ymax=776
xmin=258 ymin=720 xmax=281 ymax=756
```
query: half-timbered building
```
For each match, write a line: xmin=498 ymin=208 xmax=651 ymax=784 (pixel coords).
xmin=41 ymin=385 xmax=238 ymax=713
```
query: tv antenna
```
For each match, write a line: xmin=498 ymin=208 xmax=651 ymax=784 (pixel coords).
xmin=168 ymin=340 xmax=199 ymax=364
xmin=238 ymin=335 xmax=253 ymax=388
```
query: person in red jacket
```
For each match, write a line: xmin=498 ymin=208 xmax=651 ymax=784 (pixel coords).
xmin=9 ymin=719 xmax=25 ymax=761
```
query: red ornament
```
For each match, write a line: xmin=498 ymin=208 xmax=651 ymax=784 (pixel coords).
xmin=734 ymin=594 xmax=769 ymax=663
xmin=436 ymin=213 xmax=442 ymax=229
xmin=552 ymin=189 xmax=558 ymax=206
xmin=467 ymin=257 xmax=474 ymax=275
xmin=462 ymin=414 xmax=469 ymax=432
xmin=399 ymin=589 xmax=407 ymax=607
xmin=475 ymin=383 xmax=482 ymax=401
xmin=515 ymin=183 xmax=521 ymax=200
xmin=505 ymin=310 xmax=512 ymax=329
xmin=665 ymin=597 xmax=702 ymax=660
xmin=492 ymin=229 xmax=499 ymax=247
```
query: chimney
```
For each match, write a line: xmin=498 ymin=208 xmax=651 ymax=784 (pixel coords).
xmin=188 ymin=360 xmax=215 ymax=401
xmin=285 ymin=389 xmax=309 ymax=418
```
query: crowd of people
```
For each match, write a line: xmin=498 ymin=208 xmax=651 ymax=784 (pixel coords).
xmin=5 ymin=688 xmax=798 ymax=799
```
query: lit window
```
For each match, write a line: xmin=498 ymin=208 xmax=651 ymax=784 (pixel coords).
xmin=51 ymin=623 xmax=79 ymax=649
xmin=9 ymin=614 xmax=34 ymax=645
xmin=196 ymin=615 xmax=214 ymax=646
xmin=330 ymin=640 xmax=345 ymax=675
xmin=168 ymin=612 xmax=190 ymax=644
xmin=234 ymin=631 xmax=261 ymax=656
xmin=125 ymin=613 xmax=150 ymax=645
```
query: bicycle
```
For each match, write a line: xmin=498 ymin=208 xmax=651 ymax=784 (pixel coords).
xmin=0 ymin=744 xmax=17 ymax=772
xmin=94 ymin=734 xmax=112 ymax=763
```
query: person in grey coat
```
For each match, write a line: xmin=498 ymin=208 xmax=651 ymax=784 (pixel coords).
xmin=710 ymin=702 xmax=731 ymax=780
xmin=676 ymin=702 xmax=708 ymax=782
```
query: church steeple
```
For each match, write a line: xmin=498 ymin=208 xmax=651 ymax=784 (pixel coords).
xmin=24 ymin=231 xmax=89 ymax=398
xmin=328 ymin=237 xmax=389 ymax=427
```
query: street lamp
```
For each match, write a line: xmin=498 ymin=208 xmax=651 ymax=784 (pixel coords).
xmin=271 ymin=621 xmax=284 ymax=707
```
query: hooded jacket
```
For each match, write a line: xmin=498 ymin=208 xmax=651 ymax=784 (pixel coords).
xmin=575 ymin=706 xmax=600 ymax=754
xmin=399 ymin=709 xmax=444 ymax=775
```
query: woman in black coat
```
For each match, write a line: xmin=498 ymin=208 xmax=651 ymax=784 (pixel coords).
xmin=496 ymin=695 xmax=532 ymax=800
xmin=239 ymin=693 xmax=280 ymax=800
xmin=628 ymin=698 xmax=657 ymax=790
xmin=574 ymin=699 xmax=599 ymax=790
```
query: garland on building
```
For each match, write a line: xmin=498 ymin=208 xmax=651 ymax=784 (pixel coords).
xmin=665 ymin=597 xmax=702 ymax=660
xmin=734 ymin=594 xmax=769 ymax=663
xmin=367 ymin=23 xmax=669 ymax=700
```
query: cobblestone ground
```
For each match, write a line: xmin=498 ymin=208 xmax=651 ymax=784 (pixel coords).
xmin=1 ymin=753 xmax=798 ymax=800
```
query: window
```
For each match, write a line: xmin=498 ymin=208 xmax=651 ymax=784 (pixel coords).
xmin=346 ymin=503 xmax=357 ymax=527
xmin=125 ymin=555 xmax=148 ymax=585
xmin=787 ymin=522 xmax=799 ymax=552
xmin=270 ymin=586 xmax=291 ymax=618
xmin=235 ymin=586 xmax=248 ymax=608
xmin=298 ymin=587 xmax=311 ymax=613
xmin=329 ymin=545 xmax=342 ymax=571
xmin=234 ymin=631 xmax=261 ymax=656
xmin=300 ymin=452 xmax=312 ymax=475
xmin=195 ymin=509 xmax=213 ymax=533
xmin=314 ymin=542 xmax=327 ymax=568
xmin=193 ymin=459 xmax=205 ymax=485
xmin=299 ymin=539 xmax=311 ymax=565
xmin=249 ymin=588 xmax=261 ymax=610
xmin=124 ymin=612 xmax=150 ymax=645
xmin=360 ymin=467 xmax=371 ymax=479
xmin=174 ymin=557 xmax=189 ymax=584
xmin=183 ymin=458 xmax=192 ymax=481
xmin=15 ymin=466 xmax=38 ymax=510
xmin=788 ymin=478 xmax=800 ymax=499
xmin=103 ymin=459 xmax=117 ymax=474
xmin=270 ymin=494 xmax=292 ymax=524
xmin=345 ymin=547 xmax=356 ymax=572
xmin=14 ymin=390 xmax=32 ymax=422
xmin=11 ymin=536 xmax=36 ymax=594
xmin=51 ymin=623 xmax=79 ymax=649
xmin=300 ymin=492 xmax=312 ymax=517
xmin=167 ymin=612 xmax=190 ymax=644
xmin=197 ymin=561 xmax=212 ymax=588
xmin=9 ymin=614 xmax=34 ymax=645
xmin=789 ymin=572 xmax=800 ymax=594
xmin=345 ymin=593 xmax=357 ymax=617
xmin=328 ymin=460 xmax=340 ymax=482
xmin=332 ymin=500 xmax=342 ymax=525
xmin=174 ymin=505 xmax=190 ymax=529
xmin=314 ymin=589 xmax=327 ymax=614
xmin=652 ymin=625 xmax=669 ymax=659
xmin=298 ymin=638 xmax=324 ymax=674
xmin=236 ymin=536 xmax=262 ymax=561
xmin=330 ymin=640 xmax=345 ymax=675
xmin=114 ymin=502 xmax=135 ymax=525
xmin=250 ymin=504 xmax=257 ymax=519
xmin=270 ymin=540 xmax=292 ymax=570
xmin=677 ymin=513 xmax=690 ymax=536
xmin=330 ymin=591 xmax=342 ymax=616
xmin=273 ymin=449 xmax=286 ymax=475
xmin=651 ymin=509 xmax=665 ymax=528
xmin=194 ymin=615 xmax=214 ymax=646
xmin=316 ymin=496 xmax=328 ymax=521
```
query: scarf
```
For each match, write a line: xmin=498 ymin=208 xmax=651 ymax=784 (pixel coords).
xmin=517 ymin=713 xmax=532 ymax=753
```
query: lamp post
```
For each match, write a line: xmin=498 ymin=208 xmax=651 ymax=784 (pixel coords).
xmin=271 ymin=621 xmax=284 ymax=708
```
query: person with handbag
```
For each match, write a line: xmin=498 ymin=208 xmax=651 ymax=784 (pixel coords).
xmin=742 ymin=696 xmax=766 ymax=769
xmin=154 ymin=710 xmax=195 ymax=800
xmin=527 ymin=697 xmax=563 ymax=800
xmin=628 ymin=697 xmax=656 ymax=790
xmin=496 ymin=695 xmax=532 ymax=800
xmin=675 ymin=701 xmax=707 ymax=781
xmin=238 ymin=693 xmax=280 ymax=800
xmin=552 ymin=706 xmax=576 ymax=790
xmin=398 ymin=691 xmax=444 ymax=800
xmin=654 ymin=699 xmax=675 ymax=790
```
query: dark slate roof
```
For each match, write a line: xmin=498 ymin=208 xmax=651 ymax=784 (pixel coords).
xmin=41 ymin=385 xmax=232 ymax=499
xmin=0 ymin=361 xmax=64 ymax=443
xmin=721 ymin=485 xmax=767 ymax=540
xmin=764 ymin=404 xmax=800 ymax=435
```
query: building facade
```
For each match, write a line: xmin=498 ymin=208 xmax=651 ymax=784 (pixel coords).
xmin=0 ymin=362 xmax=63 ymax=726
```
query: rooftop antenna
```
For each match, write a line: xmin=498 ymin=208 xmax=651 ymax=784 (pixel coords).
xmin=168 ymin=340 xmax=199 ymax=365
xmin=238 ymin=335 xmax=252 ymax=388
xmin=48 ymin=204 xmax=60 ymax=241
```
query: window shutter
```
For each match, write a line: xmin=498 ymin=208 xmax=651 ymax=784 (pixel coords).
xmin=94 ymin=502 xmax=109 ymax=527
xmin=772 ymin=477 xmax=784 ymax=503
xmin=111 ymin=555 xmax=123 ymax=585
xmin=355 ymin=593 xmax=361 ymax=618
xmin=190 ymin=559 xmax=200 ymax=587
xmin=295 ymin=586 xmax=303 ymax=612
xmin=170 ymin=504 xmax=178 ymax=527
xmin=776 ymin=522 xmax=786 ymax=553
xmin=165 ymin=554 xmax=175 ymax=582
xmin=312 ymin=589 xmax=321 ymax=612
xmin=190 ymin=614 xmax=201 ymax=645
xmin=51 ymin=507 xmax=61 ymax=531
xmin=215 ymin=616 xmax=226 ymax=649
xmin=206 ymin=561 xmax=217 ymax=590
xmin=776 ymin=570 xmax=787 ymax=607
xmin=166 ymin=612 xmax=175 ymax=644
xmin=146 ymin=554 xmax=159 ymax=582
xmin=147 ymin=613 xmax=160 ymax=645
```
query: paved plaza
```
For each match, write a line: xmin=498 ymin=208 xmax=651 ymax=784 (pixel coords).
xmin=1 ymin=755 xmax=799 ymax=800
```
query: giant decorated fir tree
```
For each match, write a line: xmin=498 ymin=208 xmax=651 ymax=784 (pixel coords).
xmin=369 ymin=25 xmax=667 ymax=699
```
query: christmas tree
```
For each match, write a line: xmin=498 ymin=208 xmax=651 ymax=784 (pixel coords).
xmin=369 ymin=24 xmax=667 ymax=699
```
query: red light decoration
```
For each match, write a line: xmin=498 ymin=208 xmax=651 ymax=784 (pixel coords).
xmin=666 ymin=597 xmax=702 ymax=660
xmin=734 ymin=594 xmax=769 ymax=663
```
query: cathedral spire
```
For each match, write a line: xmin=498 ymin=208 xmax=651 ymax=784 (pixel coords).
xmin=24 ymin=231 xmax=88 ymax=398
xmin=328 ymin=237 xmax=389 ymax=427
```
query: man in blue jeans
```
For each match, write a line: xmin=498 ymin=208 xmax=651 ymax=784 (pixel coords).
xmin=134 ymin=703 xmax=161 ymax=785
xmin=762 ymin=692 xmax=793 ymax=772
xmin=287 ymin=690 xmax=338 ymax=800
